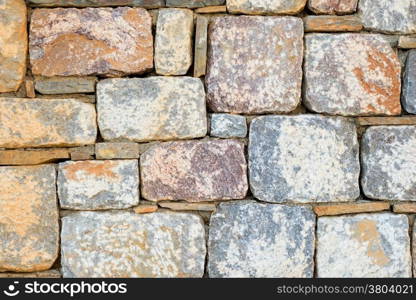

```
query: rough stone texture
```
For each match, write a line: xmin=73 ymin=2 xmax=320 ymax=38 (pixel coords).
xmin=58 ymin=160 xmax=139 ymax=210
xmin=210 ymin=114 xmax=247 ymax=138
xmin=95 ymin=142 xmax=140 ymax=159
xmin=361 ymin=126 xmax=416 ymax=201
xmin=0 ymin=269 xmax=61 ymax=278
xmin=0 ymin=165 xmax=59 ymax=272
xmin=0 ymin=98 xmax=96 ymax=148
xmin=208 ymin=201 xmax=315 ymax=278
xmin=0 ymin=0 xmax=27 ymax=92
xmin=304 ymin=34 xmax=401 ymax=116
xmin=314 ymin=202 xmax=390 ymax=216
xmin=356 ymin=117 xmax=416 ymax=126
xmin=159 ymin=202 xmax=216 ymax=211
xmin=29 ymin=0 xmax=165 ymax=7
xmin=206 ymin=16 xmax=303 ymax=114
xmin=195 ymin=5 xmax=227 ymax=13
xmin=304 ymin=16 xmax=362 ymax=32
xmin=249 ymin=115 xmax=360 ymax=203
xmin=227 ymin=0 xmax=306 ymax=15
xmin=399 ymin=36 xmax=416 ymax=49
xmin=97 ymin=77 xmax=207 ymax=142
xmin=133 ymin=204 xmax=158 ymax=214
xmin=30 ymin=7 xmax=153 ymax=77
xmin=35 ymin=77 xmax=96 ymax=94
xmin=166 ymin=0 xmax=224 ymax=7
xmin=358 ymin=0 xmax=416 ymax=34
xmin=69 ymin=145 xmax=95 ymax=161
xmin=194 ymin=16 xmax=208 ymax=77
xmin=155 ymin=9 xmax=193 ymax=75
xmin=402 ymin=50 xmax=416 ymax=114
xmin=0 ymin=149 xmax=70 ymax=165
xmin=61 ymin=211 xmax=206 ymax=277
xmin=394 ymin=203 xmax=416 ymax=213
xmin=308 ymin=0 xmax=358 ymax=15
xmin=141 ymin=140 xmax=248 ymax=202
xmin=317 ymin=213 xmax=411 ymax=277
xmin=25 ymin=79 xmax=36 ymax=98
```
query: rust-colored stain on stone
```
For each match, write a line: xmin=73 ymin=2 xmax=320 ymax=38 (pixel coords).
xmin=62 ymin=160 xmax=118 ymax=181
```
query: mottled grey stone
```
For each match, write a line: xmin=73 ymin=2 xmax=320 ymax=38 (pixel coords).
xmin=57 ymin=160 xmax=139 ymax=210
xmin=208 ymin=201 xmax=315 ymax=278
xmin=317 ymin=213 xmax=411 ymax=277
xmin=35 ymin=77 xmax=96 ymax=94
xmin=61 ymin=211 xmax=206 ymax=277
xmin=358 ymin=0 xmax=416 ymax=34
xmin=227 ymin=0 xmax=306 ymax=15
xmin=166 ymin=0 xmax=224 ymax=7
xmin=308 ymin=0 xmax=358 ymax=15
xmin=361 ymin=126 xmax=416 ymax=201
xmin=210 ymin=114 xmax=247 ymax=138
xmin=97 ymin=77 xmax=207 ymax=142
xmin=402 ymin=50 xmax=416 ymax=114
xmin=249 ymin=115 xmax=360 ymax=203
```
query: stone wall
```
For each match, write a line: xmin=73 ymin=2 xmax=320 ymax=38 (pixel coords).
xmin=0 ymin=0 xmax=416 ymax=278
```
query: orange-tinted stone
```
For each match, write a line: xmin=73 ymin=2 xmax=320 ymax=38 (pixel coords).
xmin=304 ymin=15 xmax=362 ymax=32
xmin=314 ymin=202 xmax=390 ymax=216
xmin=0 ymin=149 xmax=70 ymax=165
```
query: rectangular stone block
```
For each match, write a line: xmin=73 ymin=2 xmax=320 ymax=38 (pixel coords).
xmin=206 ymin=16 xmax=303 ymax=114
xmin=227 ymin=0 xmax=306 ymax=15
xmin=308 ymin=0 xmax=358 ymax=14
xmin=317 ymin=213 xmax=411 ymax=277
xmin=398 ymin=36 xmax=416 ymax=49
xmin=97 ymin=77 xmax=207 ymax=142
xmin=394 ymin=203 xmax=416 ymax=213
xmin=58 ymin=160 xmax=139 ymax=210
xmin=0 ymin=98 xmax=96 ymax=148
xmin=166 ymin=0 xmax=224 ymax=7
xmin=304 ymin=34 xmax=401 ymax=116
xmin=314 ymin=202 xmax=390 ymax=216
xmin=304 ymin=16 xmax=362 ymax=32
xmin=141 ymin=140 xmax=248 ymax=201
xmin=361 ymin=126 xmax=416 ymax=201
xmin=249 ymin=115 xmax=360 ymax=203
xmin=35 ymin=77 xmax=97 ymax=94
xmin=29 ymin=0 xmax=165 ymax=7
xmin=95 ymin=142 xmax=140 ymax=159
xmin=0 ymin=165 xmax=59 ymax=272
xmin=356 ymin=117 xmax=416 ymax=126
xmin=402 ymin=50 xmax=416 ymax=114
xmin=195 ymin=5 xmax=227 ymax=13
xmin=210 ymin=113 xmax=247 ymax=138
xmin=0 ymin=149 xmax=70 ymax=165
xmin=194 ymin=16 xmax=208 ymax=78
xmin=159 ymin=202 xmax=216 ymax=211
xmin=0 ymin=0 xmax=27 ymax=92
xmin=61 ymin=211 xmax=206 ymax=277
xmin=30 ymin=7 xmax=153 ymax=77
xmin=208 ymin=201 xmax=315 ymax=277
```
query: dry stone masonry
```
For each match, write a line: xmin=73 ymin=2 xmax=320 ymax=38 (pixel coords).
xmin=0 ymin=0 xmax=416 ymax=278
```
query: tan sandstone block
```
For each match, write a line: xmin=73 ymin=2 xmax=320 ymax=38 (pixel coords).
xmin=304 ymin=15 xmax=362 ymax=32
xmin=356 ymin=117 xmax=416 ymax=126
xmin=0 ymin=269 xmax=61 ymax=278
xmin=314 ymin=202 xmax=390 ymax=216
xmin=0 ymin=149 xmax=70 ymax=165
xmin=159 ymin=202 xmax=216 ymax=211
xmin=133 ymin=204 xmax=158 ymax=214
xmin=398 ymin=36 xmax=416 ymax=49
xmin=393 ymin=203 xmax=416 ymax=214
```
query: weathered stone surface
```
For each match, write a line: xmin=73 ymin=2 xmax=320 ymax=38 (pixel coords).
xmin=58 ymin=160 xmax=139 ymax=210
xmin=194 ymin=16 xmax=208 ymax=78
xmin=97 ymin=77 xmax=207 ymax=142
xmin=25 ymin=79 xmax=36 ymax=98
xmin=61 ymin=211 xmax=206 ymax=277
xmin=249 ymin=115 xmax=360 ymax=203
xmin=314 ymin=202 xmax=390 ymax=216
xmin=0 ymin=165 xmax=59 ymax=272
xmin=394 ymin=203 xmax=416 ymax=213
xmin=69 ymin=145 xmax=95 ymax=161
xmin=361 ymin=126 xmax=416 ymax=201
xmin=356 ymin=116 xmax=416 ymax=126
xmin=399 ymin=36 xmax=416 ymax=49
xmin=208 ymin=201 xmax=315 ymax=278
xmin=155 ymin=9 xmax=193 ymax=75
xmin=358 ymin=0 xmax=416 ymax=34
xmin=159 ymin=201 xmax=216 ymax=211
xmin=0 ymin=0 xmax=27 ymax=92
xmin=402 ymin=50 xmax=416 ymax=114
xmin=308 ymin=0 xmax=358 ymax=14
xmin=141 ymin=140 xmax=248 ymax=201
xmin=0 ymin=98 xmax=96 ymax=148
xmin=304 ymin=16 xmax=362 ymax=32
xmin=166 ymin=0 xmax=224 ymax=7
xmin=133 ymin=203 xmax=158 ymax=214
xmin=304 ymin=34 xmax=401 ymax=116
xmin=210 ymin=114 xmax=247 ymax=138
xmin=195 ymin=5 xmax=227 ymax=13
xmin=227 ymin=0 xmax=306 ymax=15
xmin=35 ymin=77 xmax=96 ymax=94
xmin=0 ymin=269 xmax=61 ymax=278
xmin=29 ymin=0 xmax=165 ymax=7
xmin=95 ymin=142 xmax=140 ymax=159
xmin=317 ymin=213 xmax=411 ymax=277
xmin=30 ymin=7 xmax=153 ymax=77
xmin=206 ymin=16 xmax=303 ymax=114
xmin=0 ymin=149 xmax=70 ymax=165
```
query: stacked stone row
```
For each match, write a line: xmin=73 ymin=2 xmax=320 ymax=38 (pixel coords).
xmin=0 ymin=0 xmax=416 ymax=278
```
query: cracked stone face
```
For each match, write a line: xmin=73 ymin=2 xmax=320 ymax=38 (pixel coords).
xmin=0 ymin=98 xmax=97 ymax=149
xmin=227 ymin=0 xmax=306 ymax=15
xmin=304 ymin=34 xmax=401 ymax=116
xmin=361 ymin=126 xmax=416 ymax=201
xmin=402 ymin=50 xmax=416 ymax=114
xmin=317 ymin=213 xmax=411 ymax=277
xmin=97 ymin=77 xmax=207 ymax=142
xmin=206 ymin=16 xmax=303 ymax=114
xmin=29 ymin=7 xmax=153 ymax=76
xmin=358 ymin=0 xmax=416 ymax=34
xmin=208 ymin=201 xmax=315 ymax=278
xmin=58 ymin=160 xmax=139 ymax=210
xmin=249 ymin=115 xmax=360 ymax=203
xmin=141 ymin=140 xmax=248 ymax=202
xmin=61 ymin=211 xmax=206 ymax=278
xmin=0 ymin=165 xmax=59 ymax=272
xmin=210 ymin=114 xmax=247 ymax=138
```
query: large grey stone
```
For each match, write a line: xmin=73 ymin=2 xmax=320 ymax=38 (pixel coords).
xmin=358 ymin=0 xmax=416 ymax=34
xmin=361 ymin=126 xmax=416 ymax=201
xmin=249 ymin=115 xmax=360 ymax=203
xmin=97 ymin=77 xmax=207 ymax=142
xmin=402 ymin=50 xmax=416 ymax=114
xmin=208 ymin=201 xmax=315 ymax=278
xmin=317 ymin=213 xmax=411 ymax=277
xmin=61 ymin=211 xmax=206 ymax=277
xmin=58 ymin=160 xmax=139 ymax=210
xmin=210 ymin=114 xmax=247 ymax=138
